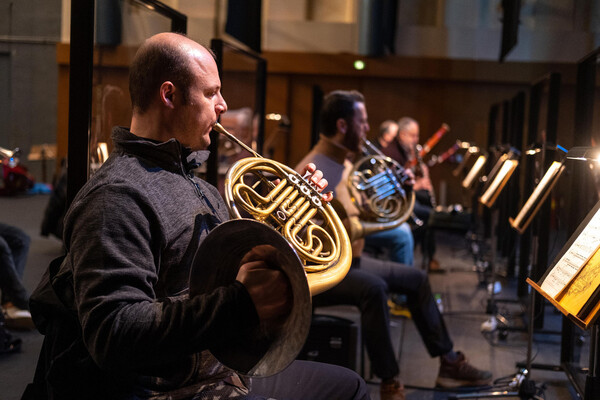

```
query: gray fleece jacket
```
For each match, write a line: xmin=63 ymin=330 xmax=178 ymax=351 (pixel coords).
xmin=45 ymin=127 xmax=259 ymax=399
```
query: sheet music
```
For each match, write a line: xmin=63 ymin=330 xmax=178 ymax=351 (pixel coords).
xmin=512 ymin=161 xmax=564 ymax=229
xmin=479 ymin=159 xmax=517 ymax=206
xmin=462 ymin=155 xmax=486 ymax=189
xmin=558 ymin=248 xmax=600 ymax=317
xmin=541 ymin=206 xmax=600 ymax=297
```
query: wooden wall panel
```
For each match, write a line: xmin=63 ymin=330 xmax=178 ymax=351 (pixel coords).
xmin=264 ymin=62 xmax=577 ymax=206
xmin=56 ymin=43 xmax=578 ymax=206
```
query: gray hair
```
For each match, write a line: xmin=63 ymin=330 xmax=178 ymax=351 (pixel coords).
xmin=397 ymin=117 xmax=417 ymax=132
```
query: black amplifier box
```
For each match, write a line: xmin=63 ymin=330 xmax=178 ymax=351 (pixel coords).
xmin=297 ymin=314 xmax=358 ymax=371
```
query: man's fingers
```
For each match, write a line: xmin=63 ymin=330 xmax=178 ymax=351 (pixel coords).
xmin=300 ymin=162 xmax=316 ymax=176
xmin=316 ymin=178 xmax=328 ymax=191
xmin=310 ymin=170 xmax=323 ymax=185
xmin=321 ymin=191 xmax=333 ymax=202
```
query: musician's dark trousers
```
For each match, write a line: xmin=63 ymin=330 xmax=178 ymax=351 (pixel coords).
xmin=308 ymin=257 xmax=453 ymax=381
xmin=360 ymin=254 xmax=453 ymax=358
xmin=412 ymin=195 xmax=436 ymax=264
xmin=248 ymin=360 xmax=370 ymax=399
xmin=0 ymin=222 xmax=31 ymax=309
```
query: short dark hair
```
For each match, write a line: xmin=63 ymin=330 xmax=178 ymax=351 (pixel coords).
xmin=320 ymin=90 xmax=365 ymax=137
xmin=129 ymin=33 xmax=195 ymax=113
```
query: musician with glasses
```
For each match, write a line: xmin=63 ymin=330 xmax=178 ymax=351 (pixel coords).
xmin=296 ymin=90 xmax=492 ymax=400
xmin=382 ymin=117 xmax=440 ymax=271
xmin=25 ymin=33 xmax=368 ymax=400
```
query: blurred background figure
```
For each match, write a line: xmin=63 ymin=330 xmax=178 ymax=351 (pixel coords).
xmin=0 ymin=147 xmax=35 ymax=197
xmin=0 ymin=222 xmax=34 ymax=330
xmin=376 ymin=120 xmax=399 ymax=150
xmin=382 ymin=117 xmax=440 ymax=271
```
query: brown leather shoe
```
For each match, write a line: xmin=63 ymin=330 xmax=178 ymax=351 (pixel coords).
xmin=380 ymin=378 xmax=405 ymax=400
xmin=436 ymin=351 xmax=493 ymax=388
xmin=429 ymin=259 xmax=443 ymax=272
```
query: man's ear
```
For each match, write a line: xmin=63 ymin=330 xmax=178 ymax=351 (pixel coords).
xmin=336 ymin=118 xmax=347 ymax=135
xmin=159 ymin=81 xmax=176 ymax=108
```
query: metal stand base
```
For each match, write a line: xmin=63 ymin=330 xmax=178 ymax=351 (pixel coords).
xmin=584 ymin=370 xmax=600 ymax=400
xmin=449 ymin=371 xmax=537 ymax=399
xmin=449 ymin=390 xmax=519 ymax=399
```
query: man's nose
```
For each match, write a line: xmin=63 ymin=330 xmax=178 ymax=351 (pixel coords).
xmin=216 ymin=95 xmax=227 ymax=114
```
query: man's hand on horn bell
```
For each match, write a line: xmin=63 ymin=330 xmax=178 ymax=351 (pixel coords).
xmin=236 ymin=245 xmax=292 ymax=323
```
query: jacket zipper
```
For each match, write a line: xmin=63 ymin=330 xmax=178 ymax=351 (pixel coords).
xmin=185 ymin=169 xmax=219 ymax=215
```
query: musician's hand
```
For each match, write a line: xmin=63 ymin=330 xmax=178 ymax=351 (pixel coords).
xmin=300 ymin=162 xmax=333 ymax=202
xmin=402 ymin=168 xmax=416 ymax=187
xmin=236 ymin=245 xmax=293 ymax=323
xmin=413 ymin=176 xmax=433 ymax=192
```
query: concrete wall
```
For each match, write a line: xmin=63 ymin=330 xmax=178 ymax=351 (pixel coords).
xmin=56 ymin=1 xmax=600 ymax=62
xmin=0 ymin=0 xmax=62 ymax=184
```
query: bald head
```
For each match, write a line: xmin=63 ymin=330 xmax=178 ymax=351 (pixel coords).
xmin=129 ymin=32 xmax=214 ymax=114
xmin=127 ymin=32 xmax=227 ymax=150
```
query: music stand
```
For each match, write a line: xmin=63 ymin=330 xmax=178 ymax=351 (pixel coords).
xmin=510 ymin=159 xmax=565 ymax=235
xmin=508 ymin=149 xmax=566 ymax=376
xmin=527 ymin=175 xmax=600 ymax=400
xmin=527 ymin=202 xmax=600 ymax=326
xmin=453 ymin=142 xmax=480 ymax=178
xmin=479 ymin=150 xmax=520 ymax=209
xmin=462 ymin=153 xmax=487 ymax=191
xmin=477 ymin=149 xmax=520 ymax=338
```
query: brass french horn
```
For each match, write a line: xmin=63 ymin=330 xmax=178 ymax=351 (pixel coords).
xmin=346 ymin=138 xmax=416 ymax=240
xmin=189 ymin=123 xmax=352 ymax=377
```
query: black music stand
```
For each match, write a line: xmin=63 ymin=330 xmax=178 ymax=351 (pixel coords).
xmin=511 ymin=152 xmax=566 ymax=375
xmin=527 ymin=182 xmax=600 ymax=400
xmin=461 ymin=152 xmax=487 ymax=192
xmin=478 ymin=149 xmax=520 ymax=329
xmin=559 ymin=46 xmax=600 ymax=400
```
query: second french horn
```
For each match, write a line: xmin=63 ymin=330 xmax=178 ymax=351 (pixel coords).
xmin=346 ymin=138 xmax=416 ymax=240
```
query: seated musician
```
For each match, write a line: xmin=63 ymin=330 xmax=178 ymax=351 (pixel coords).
xmin=296 ymin=90 xmax=492 ymax=400
xmin=382 ymin=117 xmax=440 ymax=271
xmin=24 ymin=33 xmax=369 ymax=400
